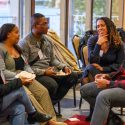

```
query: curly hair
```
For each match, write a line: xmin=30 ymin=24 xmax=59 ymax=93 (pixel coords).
xmin=96 ymin=17 xmax=121 ymax=47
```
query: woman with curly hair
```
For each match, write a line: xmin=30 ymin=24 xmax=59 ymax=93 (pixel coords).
xmin=81 ymin=17 xmax=124 ymax=85
xmin=81 ymin=17 xmax=124 ymax=121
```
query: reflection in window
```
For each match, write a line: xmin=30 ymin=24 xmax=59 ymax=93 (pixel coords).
xmin=35 ymin=0 xmax=61 ymax=35
xmin=93 ymin=0 xmax=107 ymax=29
xmin=0 ymin=0 xmax=19 ymax=26
xmin=112 ymin=0 xmax=120 ymax=27
xmin=73 ymin=0 xmax=86 ymax=36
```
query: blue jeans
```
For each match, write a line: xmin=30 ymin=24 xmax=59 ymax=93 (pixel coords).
xmin=0 ymin=102 xmax=25 ymax=125
xmin=0 ymin=87 xmax=36 ymax=125
xmin=80 ymin=82 xmax=125 ymax=125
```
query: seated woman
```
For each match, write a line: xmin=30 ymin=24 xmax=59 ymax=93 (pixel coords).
xmin=0 ymin=71 xmax=51 ymax=125
xmin=80 ymin=60 xmax=125 ymax=125
xmin=81 ymin=17 xmax=124 ymax=84
xmin=0 ymin=23 xmax=66 ymax=125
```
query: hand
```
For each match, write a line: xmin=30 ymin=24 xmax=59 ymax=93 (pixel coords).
xmin=19 ymin=76 xmax=33 ymax=85
xmin=95 ymin=78 xmax=110 ymax=89
xmin=95 ymin=74 xmax=110 ymax=80
xmin=92 ymin=63 xmax=103 ymax=71
xmin=63 ymin=66 xmax=71 ymax=75
xmin=45 ymin=67 xmax=56 ymax=76
xmin=97 ymin=34 xmax=108 ymax=45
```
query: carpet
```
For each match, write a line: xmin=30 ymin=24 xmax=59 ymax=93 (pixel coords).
xmin=64 ymin=114 xmax=125 ymax=125
xmin=64 ymin=114 xmax=90 ymax=125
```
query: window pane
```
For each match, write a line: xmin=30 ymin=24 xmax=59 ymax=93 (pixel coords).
xmin=68 ymin=0 xmax=86 ymax=56
xmin=73 ymin=0 xmax=86 ymax=36
xmin=93 ymin=0 xmax=107 ymax=29
xmin=35 ymin=0 xmax=61 ymax=35
xmin=112 ymin=0 xmax=120 ymax=27
xmin=0 ymin=0 xmax=19 ymax=26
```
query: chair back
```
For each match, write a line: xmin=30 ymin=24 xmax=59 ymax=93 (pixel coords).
xmin=72 ymin=35 xmax=81 ymax=60
xmin=80 ymin=45 xmax=88 ymax=68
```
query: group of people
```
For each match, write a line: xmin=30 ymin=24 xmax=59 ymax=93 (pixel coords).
xmin=0 ymin=12 xmax=125 ymax=125
xmin=0 ymin=13 xmax=78 ymax=125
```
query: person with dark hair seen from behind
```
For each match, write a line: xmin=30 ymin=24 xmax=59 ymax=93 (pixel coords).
xmin=0 ymin=23 xmax=67 ymax=125
xmin=81 ymin=17 xmax=124 ymax=85
xmin=19 ymin=13 xmax=78 ymax=105
xmin=0 ymin=71 xmax=52 ymax=125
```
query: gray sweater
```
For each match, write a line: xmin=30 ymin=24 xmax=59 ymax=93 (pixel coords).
xmin=0 ymin=43 xmax=34 ymax=80
xmin=19 ymin=33 xmax=66 ymax=75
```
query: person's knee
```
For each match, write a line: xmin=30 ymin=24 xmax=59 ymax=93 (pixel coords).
xmin=96 ymin=91 xmax=110 ymax=105
xmin=12 ymin=104 xmax=25 ymax=115
xmin=80 ymin=83 xmax=95 ymax=98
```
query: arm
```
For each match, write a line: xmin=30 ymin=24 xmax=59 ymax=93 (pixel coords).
xmin=0 ymin=78 xmax=22 ymax=96
xmin=102 ymin=43 xmax=124 ymax=72
xmin=0 ymin=50 xmax=17 ymax=80
xmin=87 ymin=35 xmax=101 ymax=63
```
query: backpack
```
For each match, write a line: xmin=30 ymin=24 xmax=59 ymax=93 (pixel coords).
xmin=117 ymin=28 xmax=125 ymax=43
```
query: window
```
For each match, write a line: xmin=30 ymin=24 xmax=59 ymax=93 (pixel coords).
xmin=93 ymin=0 xmax=107 ymax=29
xmin=72 ymin=0 xmax=86 ymax=36
xmin=68 ymin=0 xmax=87 ymax=55
xmin=0 ymin=0 xmax=19 ymax=26
xmin=35 ymin=0 xmax=61 ymax=36
xmin=112 ymin=0 xmax=121 ymax=27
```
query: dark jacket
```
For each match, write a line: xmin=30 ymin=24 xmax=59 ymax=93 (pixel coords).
xmin=87 ymin=35 xmax=124 ymax=72
xmin=109 ymin=60 xmax=125 ymax=89
xmin=0 ymin=78 xmax=22 ymax=111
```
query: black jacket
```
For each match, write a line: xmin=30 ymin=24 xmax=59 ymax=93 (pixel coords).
xmin=0 ymin=78 xmax=22 ymax=111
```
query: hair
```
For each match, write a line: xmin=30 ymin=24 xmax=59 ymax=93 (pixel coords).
xmin=31 ymin=13 xmax=45 ymax=28
xmin=96 ymin=17 xmax=121 ymax=47
xmin=0 ymin=23 xmax=22 ymax=54
xmin=0 ymin=23 xmax=16 ymax=42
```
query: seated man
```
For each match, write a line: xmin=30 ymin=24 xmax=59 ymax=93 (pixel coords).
xmin=80 ymin=60 xmax=125 ymax=125
xmin=19 ymin=13 xmax=78 ymax=104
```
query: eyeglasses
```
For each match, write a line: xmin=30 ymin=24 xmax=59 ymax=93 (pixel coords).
xmin=36 ymin=23 xmax=48 ymax=26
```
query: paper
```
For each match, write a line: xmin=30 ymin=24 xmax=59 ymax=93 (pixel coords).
xmin=68 ymin=118 xmax=80 ymax=121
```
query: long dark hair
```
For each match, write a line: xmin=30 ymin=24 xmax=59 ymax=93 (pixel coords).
xmin=0 ymin=23 xmax=22 ymax=54
xmin=0 ymin=23 xmax=16 ymax=42
xmin=96 ymin=17 xmax=121 ymax=47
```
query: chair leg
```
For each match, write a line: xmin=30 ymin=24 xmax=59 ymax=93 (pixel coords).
xmin=79 ymin=96 xmax=82 ymax=109
xmin=73 ymin=84 xmax=76 ymax=107
xmin=57 ymin=101 xmax=61 ymax=115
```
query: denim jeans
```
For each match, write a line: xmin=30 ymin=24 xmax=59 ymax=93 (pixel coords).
xmin=0 ymin=102 xmax=25 ymax=125
xmin=0 ymin=87 xmax=36 ymax=125
xmin=80 ymin=82 xmax=125 ymax=125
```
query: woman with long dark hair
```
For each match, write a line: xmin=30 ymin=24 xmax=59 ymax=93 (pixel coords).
xmin=81 ymin=17 xmax=124 ymax=84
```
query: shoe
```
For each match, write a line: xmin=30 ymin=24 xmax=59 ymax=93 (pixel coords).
xmin=27 ymin=112 xmax=52 ymax=124
xmin=85 ymin=115 xmax=92 ymax=121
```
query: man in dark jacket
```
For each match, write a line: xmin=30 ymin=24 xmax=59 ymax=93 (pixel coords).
xmin=80 ymin=61 xmax=125 ymax=125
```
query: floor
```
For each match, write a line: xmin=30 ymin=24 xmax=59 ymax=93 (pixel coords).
xmin=55 ymin=85 xmax=90 ymax=122
xmin=55 ymin=85 xmax=125 ymax=123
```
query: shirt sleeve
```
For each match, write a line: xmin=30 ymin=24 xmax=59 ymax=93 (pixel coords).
xmin=0 ymin=78 xmax=22 ymax=96
xmin=103 ymin=43 xmax=125 ymax=72
xmin=87 ymin=35 xmax=101 ymax=63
